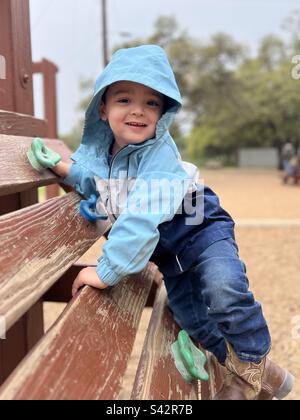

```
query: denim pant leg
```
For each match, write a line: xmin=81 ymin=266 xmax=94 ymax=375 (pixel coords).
xmin=164 ymin=270 xmax=227 ymax=364
xmin=193 ymin=237 xmax=271 ymax=363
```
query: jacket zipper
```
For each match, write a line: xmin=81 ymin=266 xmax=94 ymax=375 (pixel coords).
xmin=108 ymin=143 xmax=183 ymax=273
xmin=176 ymin=255 xmax=184 ymax=272
xmin=108 ymin=145 xmax=128 ymax=221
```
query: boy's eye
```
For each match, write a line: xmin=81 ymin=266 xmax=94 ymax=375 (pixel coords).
xmin=148 ymin=100 xmax=161 ymax=107
xmin=117 ymin=98 xmax=129 ymax=104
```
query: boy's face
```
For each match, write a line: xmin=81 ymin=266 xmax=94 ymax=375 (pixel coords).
xmin=100 ymin=81 xmax=164 ymax=148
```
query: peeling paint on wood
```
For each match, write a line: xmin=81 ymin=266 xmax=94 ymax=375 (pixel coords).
xmin=0 ymin=110 xmax=47 ymax=137
xmin=132 ymin=285 xmax=198 ymax=400
xmin=0 ymin=134 xmax=72 ymax=196
xmin=0 ymin=192 xmax=110 ymax=330
xmin=0 ymin=265 xmax=155 ymax=400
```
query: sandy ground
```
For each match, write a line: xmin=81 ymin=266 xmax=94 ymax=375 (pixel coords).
xmin=44 ymin=169 xmax=300 ymax=400
xmin=201 ymin=168 xmax=300 ymax=220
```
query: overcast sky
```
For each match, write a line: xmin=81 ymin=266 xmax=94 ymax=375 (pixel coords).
xmin=29 ymin=0 xmax=299 ymax=135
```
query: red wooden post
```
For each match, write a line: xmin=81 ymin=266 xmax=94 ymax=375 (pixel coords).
xmin=32 ymin=59 xmax=59 ymax=138
xmin=0 ymin=0 xmax=38 ymax=213
xmin=32 ymin=59 xmax=60 ymax=199
xmin=0 ymin=0 xmax=44 ymax=383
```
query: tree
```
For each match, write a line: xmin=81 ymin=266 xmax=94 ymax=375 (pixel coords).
xmin=258 ymin=35 xmax=287 ymax=71
xmin=281 ymin=10 xmax=300 ymax=53
xmin=183 ymin=33 xmax=248 ymax=162
xmin=63 ymin=12 xmax=300 ymax=165
xmin=186 ymin=20 xmax=300 ymax=164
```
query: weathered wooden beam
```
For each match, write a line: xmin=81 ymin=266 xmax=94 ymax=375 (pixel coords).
xmin=44 ymin=263 xmax=89 ymax=303
xmin=0 ymin=192 xmax=110 ymax=331
xmin=0 ymin=134 xmax=72 ymax=196
xmin=0 ymin=0 xmax=38 ymax=213
xmin=32 ymin=59 xmax=60 ymax=199
xmin=32 ymin=60 xmax=58 ymax=138
xmin=132 ymin=285 xmax=199 ymax=400
xmin=0 ymin=300 xmax=43 ymax=384
xmin=0 ymin=264 xmax=156 ymax=400
xmin=0 ymin=0 xmax=34 ymax=114
xmin=0 ymin=0 xmax=47 ymax=382
xmin=0 ymin=110 xmax=47 ymax=137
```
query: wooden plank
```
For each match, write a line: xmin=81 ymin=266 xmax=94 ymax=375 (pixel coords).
xmin=0 ymin=190 xmax=38 ymax=216
xmin=44 ymin=263 xmax=89 ymax=303
xmin=0 ymin=264 xmax=156 ymax=400
xmin=145 ymin=269 xmax=163 ymax=307
xmin=0 ymin=0 xmax=14 ymax=111
xmin=25 ymin=299 xmax=44 ymax=349
xmin=0 ymin=192 xmax=110 ymax=331
xmin=0 ymin=0 xmax=34 ymax=114
xmin=32 ymin=60 xmax=59 ymax=199
xmin=44 ymin=237 xmax=108 ymax=303
xmin=0 ymin=317 xmax=26 ymax=384
xmin=10 ymin=0 xmax=34 ymax=114
xmin=32 ymin=60 xmax=59 ymax=138
xmin=201 ymin=352 xmax=226 ymax=400
xmin=0 ymin=110 xmax=47 ymax=137
xmin=0 ymin=0 xmax=45 ymax=382
xmin=0 ymin=300 xmax=44 ymax=385
xmin=0 ymin=134 xmax=72 ymax=196
xmin=0 ymin=194 xmax=20 ymax=216
xmin=20 ymin=188 xmax=38 ymax=209
xmin=131 ymin=285 xmax=199 ymax=400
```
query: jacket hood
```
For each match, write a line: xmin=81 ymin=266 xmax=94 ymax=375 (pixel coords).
xmin=74 ymin=45 xmax=182 ymax=163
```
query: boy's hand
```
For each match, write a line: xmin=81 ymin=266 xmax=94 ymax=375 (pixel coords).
xmin=72 ymin=267 xmax=108 ymax=297
xmin=52 ymin=160 xmax=71 ymax=178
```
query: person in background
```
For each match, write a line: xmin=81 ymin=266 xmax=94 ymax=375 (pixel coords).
xmin=282 ymin=143 xmax=300 ymax=184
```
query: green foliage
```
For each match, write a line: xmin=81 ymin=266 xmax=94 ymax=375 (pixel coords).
xmin=184 ymin=11 xmax=300 ymax=164
xmin=60 ymin=124 xmax=83 ymax=152
xmin=62 ymin=11 xmax=300 ymax=165
xmin=187 ymin=126 xmax=218 ymax=158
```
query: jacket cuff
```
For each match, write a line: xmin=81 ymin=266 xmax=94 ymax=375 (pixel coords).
xmin=96 ymin=256 xmax=122 ymax=286
xmin=63 ymin=163 xmax=80 ymax=188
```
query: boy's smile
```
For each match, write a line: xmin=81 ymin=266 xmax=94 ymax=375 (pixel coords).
xmin=100 ymin=81 xmax=164 ymax=154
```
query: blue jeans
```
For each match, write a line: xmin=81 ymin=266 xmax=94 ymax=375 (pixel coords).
xmin=164 ymin=238 xmax=271 ymax=364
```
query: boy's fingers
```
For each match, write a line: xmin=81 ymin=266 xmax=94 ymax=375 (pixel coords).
xmin=72 ymin=276 xmax=83 ymax=297
xmin=71 ymin=268 xmax=108 ymax=297
xmin=71 ymin=281 xmax=77 ymax=298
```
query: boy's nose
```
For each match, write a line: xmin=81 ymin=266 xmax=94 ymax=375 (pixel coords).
xmin=131 ymin=106 xmax=144 ymax=116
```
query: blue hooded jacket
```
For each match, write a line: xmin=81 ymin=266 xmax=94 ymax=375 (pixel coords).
xmin=64 ymin=45 xmax=235 ymax=285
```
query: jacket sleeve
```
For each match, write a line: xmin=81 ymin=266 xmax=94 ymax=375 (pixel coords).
xmin=63 ymin=162 xmax=97 ymax=198
xmin=96 ymin=141 xmax=193 ymax=286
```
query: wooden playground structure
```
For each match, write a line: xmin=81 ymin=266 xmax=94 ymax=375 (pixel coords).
xmin=0 ymin=0 xmax=223 ymax=400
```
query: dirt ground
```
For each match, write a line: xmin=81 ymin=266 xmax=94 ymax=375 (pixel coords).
xmin=44 ymin=168 xmax=300 ymax=400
